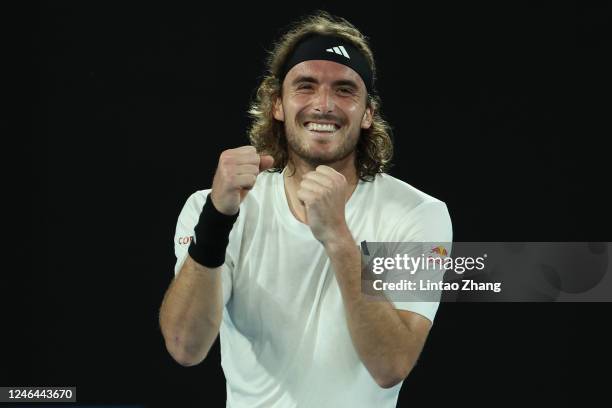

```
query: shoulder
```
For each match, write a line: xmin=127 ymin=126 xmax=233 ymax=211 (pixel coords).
xmin=370 ymin=173 xmax=447 ymax=214
xmin=182 ymin=189 xmax=211 ymax=215
xmin=368 ymin=173 xmax=452 ymax=241
xmin=175 ymin=189 xmax=211 ymax=230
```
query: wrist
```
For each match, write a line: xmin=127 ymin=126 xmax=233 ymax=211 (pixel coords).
xmin=323 ymin=225 xmax=355 ymax=254
xmin=210 ymin=190 xmax=239 ymax=216
xmin=188 ymin=194 xmax=239 ymax=268
xmin=323 ymin=227 xmax=363 ymax=302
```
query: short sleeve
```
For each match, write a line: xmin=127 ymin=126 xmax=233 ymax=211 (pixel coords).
xmin=387 ymin=201 xmax=453 ymax=323
xmin=173 ymin=190 xmax=234 ymax=306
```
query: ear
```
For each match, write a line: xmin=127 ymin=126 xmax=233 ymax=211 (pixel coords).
xmin=273 ymin=96 xmax=284 ymax=122
xmin=361 ymin=105 xmax=373 ymax=130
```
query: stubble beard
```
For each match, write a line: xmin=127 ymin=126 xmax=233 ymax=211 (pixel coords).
xmin=285 ymin=124 xmax=359 ymax=168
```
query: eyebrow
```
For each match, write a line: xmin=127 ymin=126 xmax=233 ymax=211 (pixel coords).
xmin=291 ymin=76 xmax=360 ymax=90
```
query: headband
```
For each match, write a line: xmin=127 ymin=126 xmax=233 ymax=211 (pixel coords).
xmin=280 ymin=34 xmax=374 ymax=94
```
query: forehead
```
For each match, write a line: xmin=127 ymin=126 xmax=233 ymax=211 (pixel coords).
xmin=284 ymin=60 xmax=366 ymax=89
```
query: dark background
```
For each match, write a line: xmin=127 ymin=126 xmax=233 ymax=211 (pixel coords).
xmin=18 ymin=1 xmax=611 ymax=407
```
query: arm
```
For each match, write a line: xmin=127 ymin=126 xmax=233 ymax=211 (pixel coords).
xmin=297 ymin=166 xmax=440 ymax=388
xmin=160 ymin=146 xmax=274 ymax=367
xmin=159 ymin=256 xmax=224 ymax=367
xmin=325 ymin=232 xmax=431 ymax=388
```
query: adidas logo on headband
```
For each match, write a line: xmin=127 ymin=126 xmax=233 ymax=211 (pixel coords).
xmin=282 ymin=35 xmax=372 ymax=93
xmin=325 ymin=46 xmax=350 ymax=59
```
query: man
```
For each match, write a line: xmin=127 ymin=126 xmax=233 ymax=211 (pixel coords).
xmin=159 ymin=11 xmax=452 ymax=408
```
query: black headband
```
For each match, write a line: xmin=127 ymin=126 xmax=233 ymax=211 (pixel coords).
xmin=280 ymin=35 xmax=374 ymax=94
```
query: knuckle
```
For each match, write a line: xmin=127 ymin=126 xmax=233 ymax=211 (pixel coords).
xmin=240 ymin=146 xmax=257 ymax=157
xmin=245 ymin=153 xmax=259 ymax=165
xmin=219 ymin=154 xmax=234 ymax=167
xmin=221 ymin=166 xmax=232 ymax=178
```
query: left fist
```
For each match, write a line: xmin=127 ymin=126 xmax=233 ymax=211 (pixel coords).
xmin=297 ymin=165 xmax=350 ymax=244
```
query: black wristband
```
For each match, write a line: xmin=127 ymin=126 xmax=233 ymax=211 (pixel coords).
xmin=188 ymin=194 xmax=239 ymax=268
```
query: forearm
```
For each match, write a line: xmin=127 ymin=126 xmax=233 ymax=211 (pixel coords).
xmin=325 ymin=233 xmax=421 ymax=387
xmin=159 ymin=255 xmax=223 ymax=366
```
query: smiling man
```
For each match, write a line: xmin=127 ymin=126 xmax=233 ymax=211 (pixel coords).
xmin=159 ymin=11 xmax=452 ymax=408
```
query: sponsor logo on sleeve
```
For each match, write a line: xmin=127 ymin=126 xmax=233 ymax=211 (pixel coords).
xmin=430 ymin=246 xmax=448 ymax=256
xmin=178 ymin=236 xmax=194 ymax=245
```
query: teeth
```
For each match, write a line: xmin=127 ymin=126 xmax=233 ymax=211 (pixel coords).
xmin=307 ymin=122 xmax=337 ymax=132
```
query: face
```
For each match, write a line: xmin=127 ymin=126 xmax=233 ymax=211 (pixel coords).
xmin=273 ymin=60 xmax=373 ymax=167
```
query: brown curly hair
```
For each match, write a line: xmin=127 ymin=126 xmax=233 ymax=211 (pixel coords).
xmin=247 ymin=10 xmax=393 ymax=181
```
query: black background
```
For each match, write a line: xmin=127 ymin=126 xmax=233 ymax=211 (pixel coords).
xmin=19 ymin=1 xmax=611 ymax=407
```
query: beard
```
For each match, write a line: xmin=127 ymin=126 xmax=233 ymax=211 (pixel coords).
xmin=284 ymin=123 xmax=359 ymax=167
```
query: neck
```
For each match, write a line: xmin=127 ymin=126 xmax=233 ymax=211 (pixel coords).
xmin=283 ymin=152 xmax=359 ymax=224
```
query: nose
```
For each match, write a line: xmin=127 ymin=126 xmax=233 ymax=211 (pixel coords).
xmin=313 ymin=86 xmax=334 ymax=113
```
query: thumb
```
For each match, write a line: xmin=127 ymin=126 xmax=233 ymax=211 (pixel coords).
xmin=259 ymin=154 xmax=275 ymax=171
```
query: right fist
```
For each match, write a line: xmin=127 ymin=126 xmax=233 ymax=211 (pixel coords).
xmin=210 ymin=146 xmax=274 ymax=215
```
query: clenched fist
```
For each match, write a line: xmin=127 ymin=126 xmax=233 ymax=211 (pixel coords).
xmin=297 ymin=165 xmax=351 ymax=244
xmin=210 ymin=146 xmax=274 ymax=215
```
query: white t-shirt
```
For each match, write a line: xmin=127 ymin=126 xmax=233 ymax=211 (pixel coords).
xmin=173 ymin=169 xmax=453 ymax=408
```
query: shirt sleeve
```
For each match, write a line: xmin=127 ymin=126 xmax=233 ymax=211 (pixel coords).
xmin=386 ymin=200 xmax=453 ymax=323
xmin=173 ymin=190 xmax=234 ymax=307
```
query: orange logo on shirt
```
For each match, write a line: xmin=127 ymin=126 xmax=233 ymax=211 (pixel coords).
xmin=430 ymin=246 xmax=448 ymax=256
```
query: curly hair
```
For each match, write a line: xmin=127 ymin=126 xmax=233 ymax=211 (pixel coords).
xmin=247 ymin=10 xmax=393 ymax=181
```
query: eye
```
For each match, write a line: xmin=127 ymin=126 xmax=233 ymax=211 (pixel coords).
xmin=297 ymin=83 xmax=313 ymax=90
xmin=338 ymin=87 xmax=354 ymax=95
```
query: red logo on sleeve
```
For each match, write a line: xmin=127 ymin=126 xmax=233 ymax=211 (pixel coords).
xmin=178 ymin=236 xmax=194 ymax=245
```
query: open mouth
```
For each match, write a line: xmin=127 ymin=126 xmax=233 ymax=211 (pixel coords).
xmin=303 ymin=121 xmax=341 ymax=134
